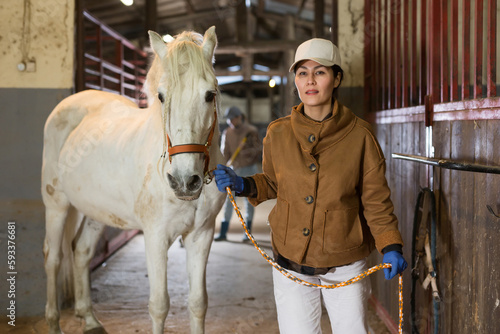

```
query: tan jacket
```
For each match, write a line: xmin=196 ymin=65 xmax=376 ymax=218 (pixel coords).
xmin=249 ymin=101 xmax=403 ymax=268
xmin=221 ymin=122 xmax=262 ymax=169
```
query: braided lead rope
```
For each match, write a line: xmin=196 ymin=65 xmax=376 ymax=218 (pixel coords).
xmin=226 ymin=187 xmax=403 ymax=334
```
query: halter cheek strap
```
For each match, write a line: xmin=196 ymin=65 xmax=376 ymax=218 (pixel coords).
xmin=166 ymin=108 xmax=217 ymax=177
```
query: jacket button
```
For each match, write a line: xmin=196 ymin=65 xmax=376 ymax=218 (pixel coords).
xmin=308 ymin=134 xmax=316 ymax=143
xmin=309 ymin=163 xmax=317 ymax=172
xmin=302 ymin=228 xmax=310 ymax=236
xmin=305 ymin=195 xmax=314 ymax=204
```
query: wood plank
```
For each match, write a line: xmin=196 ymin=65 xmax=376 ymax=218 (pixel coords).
xmin=432 ymin=120 xmax=452 ymax=333
xmin=449 ymin=120 xmax=475 ymax=333
xmin=478 ymin=120 xmax=500 ymax=333
xmin=473 ymin=119 xmax=488 ymax=333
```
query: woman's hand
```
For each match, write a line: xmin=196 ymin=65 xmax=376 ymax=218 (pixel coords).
xmin=382 ymin=251 xmax=408 ymax=280
xmin=213 ymin=164 xmax=244 ymax=193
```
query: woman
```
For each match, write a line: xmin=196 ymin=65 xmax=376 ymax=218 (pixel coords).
xmin=213 ymin=38 xmax=407 ymax=333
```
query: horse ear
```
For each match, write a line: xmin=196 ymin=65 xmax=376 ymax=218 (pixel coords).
xmin=202 ymin=26 xmax=217 ymax=64
xmin=148 ymin=31 xmax=168 ymax=59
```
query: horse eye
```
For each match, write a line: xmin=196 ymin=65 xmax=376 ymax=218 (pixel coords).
xmin=204 ymin=90 xmax=216 ymax=103
xmin=158 ymin=93 xmax=165 ymax=103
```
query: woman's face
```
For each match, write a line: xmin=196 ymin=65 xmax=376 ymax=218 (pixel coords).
xmin=294 ymin=60 xmax=340 ymax=109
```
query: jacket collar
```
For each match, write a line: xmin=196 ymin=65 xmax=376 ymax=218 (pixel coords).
xmin=290 ymin=100 xmax=356 ymax=155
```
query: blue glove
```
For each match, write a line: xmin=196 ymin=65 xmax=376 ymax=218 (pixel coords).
xmin=213 ymin=164 xmax=244 ymax=193
xmin=383 ymin=251 xmax=408 ymax=280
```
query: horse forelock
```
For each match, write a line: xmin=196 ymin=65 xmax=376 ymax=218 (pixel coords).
xmin=144 ymin=30 xmax=217 ymax=109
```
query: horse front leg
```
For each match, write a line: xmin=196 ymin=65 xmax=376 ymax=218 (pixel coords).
xmin=183 ymin=223 xmax=214 ymax=334
xmin=143 ymin=228 xmax=171 ymax=334
xmin=72 ymin=217 xmax=106 ymax=333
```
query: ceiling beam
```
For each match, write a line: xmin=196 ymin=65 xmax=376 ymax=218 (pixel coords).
xmin=145 ymin=0 xmax=157 ymax=35
xmin=157 ymin=8 xmax=233 ymax=25
xmin=216 ymin=40 xmax=299 ymax=55
xmin=215 ymin=69 xmax=285 ymax=77
xmin=314 ymin=0 xmax=324 ymax=38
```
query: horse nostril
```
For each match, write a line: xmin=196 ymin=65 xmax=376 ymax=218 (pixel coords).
xmin=186 ymin=175 xmax=202 ymax=192
xmin=167 ymin=173 xmax=179 ymax=190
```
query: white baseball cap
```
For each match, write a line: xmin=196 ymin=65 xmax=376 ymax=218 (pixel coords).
xmin=289 ymin=38 xmax=342 ymax=72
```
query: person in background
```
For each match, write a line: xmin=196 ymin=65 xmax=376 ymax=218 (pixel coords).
xmin=213 ymin=38 xmax=407 ymax=333
xmin=214 ymin=106 xmax=262 ymax=242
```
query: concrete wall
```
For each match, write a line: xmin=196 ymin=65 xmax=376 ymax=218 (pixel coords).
xmin=337 ymin=0 xmax=365 ymax=118
xmin=0 ymin=0 xmax=74 ymax=317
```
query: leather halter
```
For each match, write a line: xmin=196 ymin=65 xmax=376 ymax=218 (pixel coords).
xmin=165 ymin=104 xmax=217 ymax=179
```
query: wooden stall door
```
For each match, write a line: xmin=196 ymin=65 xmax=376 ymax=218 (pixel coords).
xmin=364 ymin=1 xmax=500 ymax=333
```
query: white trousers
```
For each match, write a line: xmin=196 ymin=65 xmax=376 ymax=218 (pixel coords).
xmin=272 ymin=259 xmax=371 ymax=334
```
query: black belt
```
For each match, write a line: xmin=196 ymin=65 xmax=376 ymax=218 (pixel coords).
xmin=274 ymin=253 xmax=334 ymax=276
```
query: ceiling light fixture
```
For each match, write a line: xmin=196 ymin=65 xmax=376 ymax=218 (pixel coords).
xmin=121 ymin=0 xmax=133 ymax=6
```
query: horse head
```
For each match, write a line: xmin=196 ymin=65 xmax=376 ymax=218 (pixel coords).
xmin=147 ymin=27 xmax=219 ymax=201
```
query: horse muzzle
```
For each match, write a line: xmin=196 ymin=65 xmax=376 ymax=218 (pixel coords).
xmin=167 ymin=172 xmax=203 ymax=200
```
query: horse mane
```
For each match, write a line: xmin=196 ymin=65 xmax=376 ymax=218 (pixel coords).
xmin=144 ymin=31 xmax=218 ymax=109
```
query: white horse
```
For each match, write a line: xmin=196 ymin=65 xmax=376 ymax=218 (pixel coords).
xmin=41 ymin=27 xmax=225 ymax=334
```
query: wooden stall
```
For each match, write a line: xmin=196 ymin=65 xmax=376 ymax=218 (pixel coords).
xmin=364 ymin=0 xmax=500 ymax=333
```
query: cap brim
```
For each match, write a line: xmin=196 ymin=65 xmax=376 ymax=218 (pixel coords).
xmin=289 ymin=57 xmax=336 ymax=72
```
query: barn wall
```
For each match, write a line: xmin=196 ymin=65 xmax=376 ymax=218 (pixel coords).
xmin=0 ymin=0 xmax=75 ymax=317
xmin=371 ymin=118 xmax=500 ymax=334
xmin=337 ymin=0 xmax=365 ymax=118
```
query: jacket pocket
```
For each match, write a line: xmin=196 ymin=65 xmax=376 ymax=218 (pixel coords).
xmin=322 ymin=206 xmax=363 ymax=253
xmin=268 ymin=197 xmax=289 ymax=245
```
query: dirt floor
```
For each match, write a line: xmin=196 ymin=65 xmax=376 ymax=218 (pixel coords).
xmin=2 ymin=198 xmax=391 ymax=334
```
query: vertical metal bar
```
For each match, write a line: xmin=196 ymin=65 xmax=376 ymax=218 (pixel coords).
xmin=331 ymin=0 xmax=339 ymax=45
xmin=410 ymin=0 xmax=417 ymax=105
xmin=377 ymin=0 xmax=383 ymax=110
xmin=389 ymin=0 xmax=395 ymax=108
xmin=473 ymin=0 xmax=483 ymax=99
xmin=116 ymin=40 xmax=124 ymax=95
xmin=383 ymin=0 xmax=389 ymax=109
xmin=370 ymin=0 xmax=377 ymax=112
xmin=97 ymin=25 xmax=103 ymax=91
xmin=462 ymin=0 xmax=470 ymax=100
xmin=450 ymin=0 xmax=459 ymax=101
xmin=75 ymin=0 xmax=84 ymax=93
xmin=419 ymin=0 xmax=427 ymax=105
xmin=395 ymin=0 xmax=401 ymax=108
xmin=440 ymin=0 xmax=449 ymax=102
xmin=374 ymin=0 xmax=381 ymax=110
xmin=429 ymin=0 xmax=441 ymax=103
xmin=487 ymin=0 xmax=497 ymax=97
xmin=364 ymin=0 xmax=372 ymax=111
xmin=402 ymin=0 xmax=409 ymax=107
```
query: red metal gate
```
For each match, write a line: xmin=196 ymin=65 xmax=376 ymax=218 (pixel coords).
xmin=75 ymin=10 xmax=148 ymax=108
xmin=364 ymin=0 xmax=499 ymax=121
